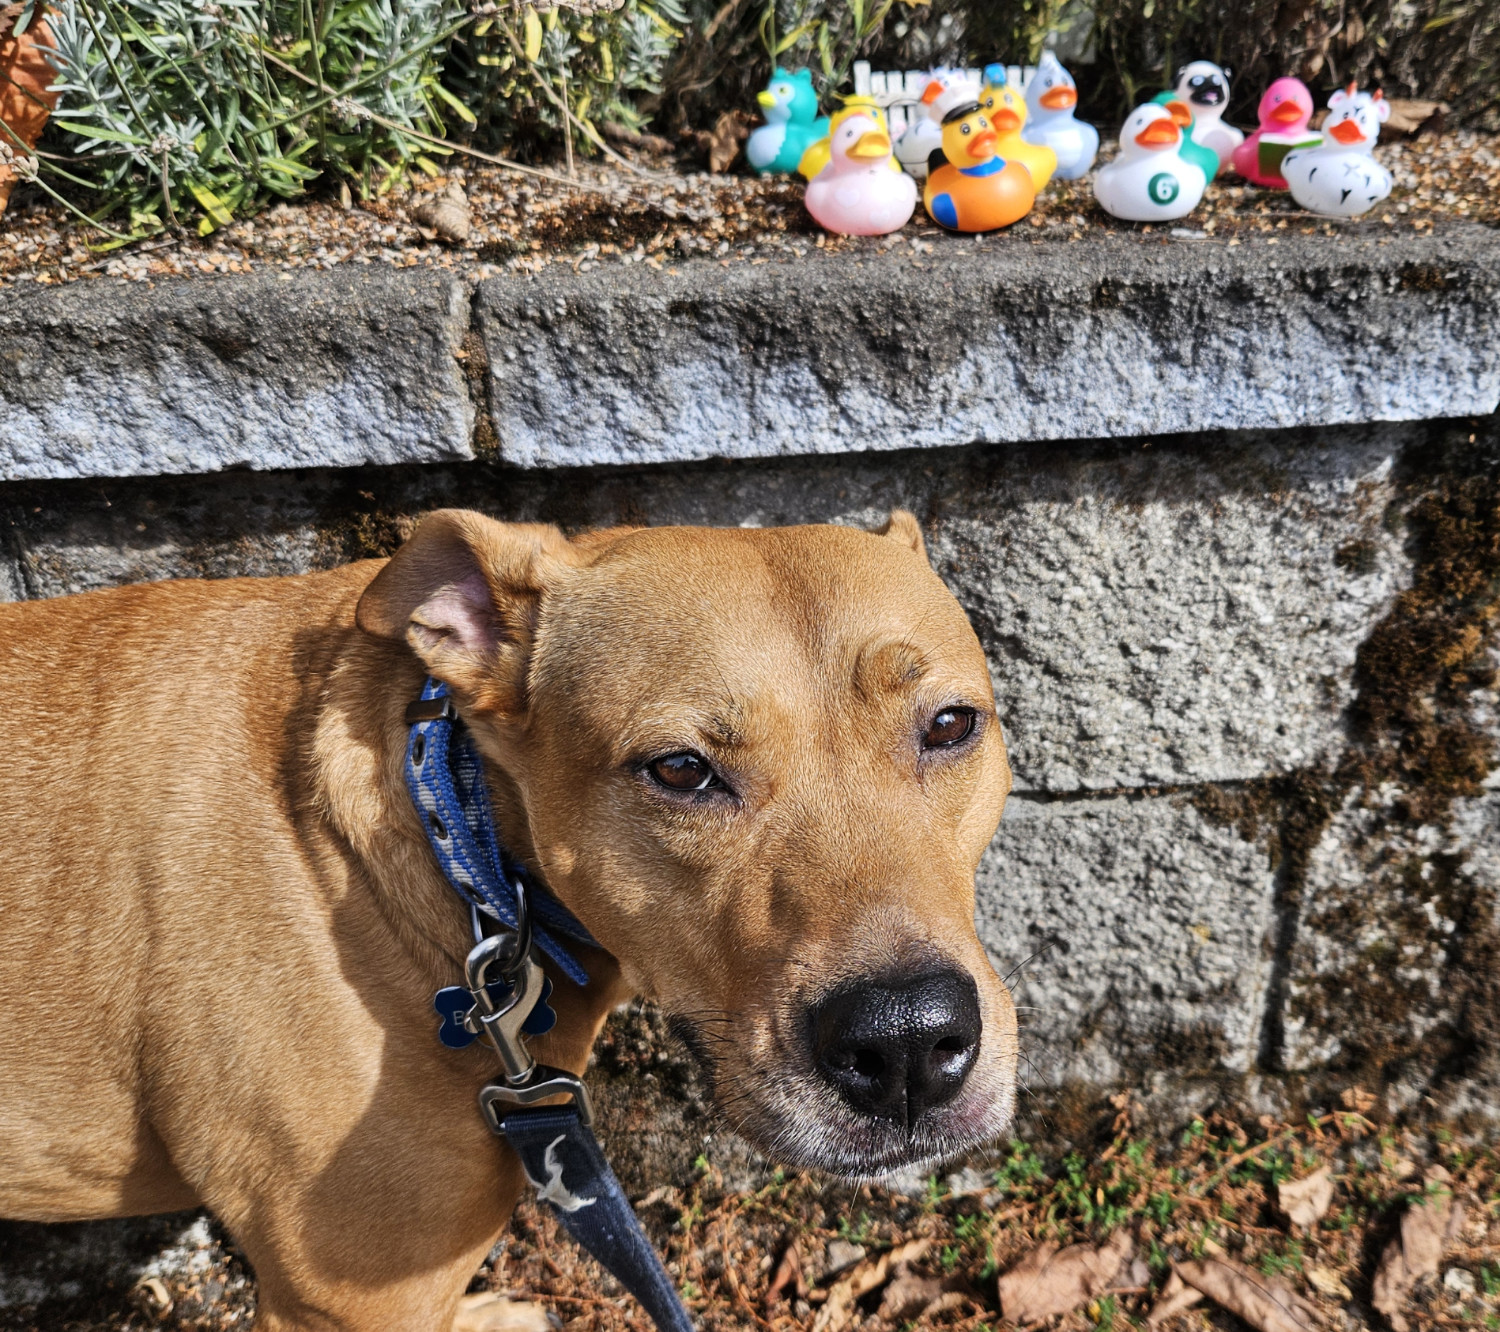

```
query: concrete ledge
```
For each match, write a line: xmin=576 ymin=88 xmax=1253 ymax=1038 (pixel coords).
xmin=2 ymin=226 xmax=1496 ymax=481
xmin=479 ymin=227 xmax=1500 ymax=467
xmin=0 ymin=266 xmax=475 ymax=480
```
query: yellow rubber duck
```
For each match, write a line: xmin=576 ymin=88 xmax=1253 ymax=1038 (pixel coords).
xmin=979 ymin=76 xmax=1057 ymax=189
xmin=922 ymin=87 xmax=1035 ymax=232
xmin=797 ymin=97 xmax=902 ymax=181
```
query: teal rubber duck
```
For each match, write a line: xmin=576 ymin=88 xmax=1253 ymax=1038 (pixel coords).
xmin=1151 ymin=90 xmax=1222 ymax=181
xmin=746 ymin=68 xmax=830 ymax=175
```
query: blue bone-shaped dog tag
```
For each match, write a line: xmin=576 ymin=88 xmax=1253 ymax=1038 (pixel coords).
xmin=434 ymin=975 xmax=556 ymax=1049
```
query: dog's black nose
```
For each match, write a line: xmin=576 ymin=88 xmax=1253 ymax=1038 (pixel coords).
xmin=810 ymin=970 xmax=981 ymax=1122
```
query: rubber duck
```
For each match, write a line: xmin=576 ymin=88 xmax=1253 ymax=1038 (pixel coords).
xmin=1093 ymin=102 xmax=1207 ymax=222
xmin=922 ymin=86 xmax=1035 ymax=232
xmin=1173 ymin=60 xmax=1242 ymax=169
xmin=1150 ymin=90 xmax=1222 ymax=182
xmin=894 ymin=68 xmax=971 ymax=181
xmin=804 ymin=102 xmax=917 ymax=235
xmin=1283 ymin=83 xmax=1393 ymax=217
xmin=1022 ymin=51 xmax=1098 ymax=179
xmin=747 ymin=68 xmax=830 ymax=175
xmin=980 ymin=67 xmax=1057 ymax=189
xmin=1230 ymin=76 xmax=1319 ymax=187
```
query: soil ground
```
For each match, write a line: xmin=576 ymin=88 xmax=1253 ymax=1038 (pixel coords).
xmin=2 ymin=1094 xmax=1497 ymax=1332
xmin=0 ymin=131 xmax=1495 ymax=289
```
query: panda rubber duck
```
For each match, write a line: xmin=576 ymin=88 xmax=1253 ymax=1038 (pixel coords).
xmin=1173 ymin=60 xmax=1243 ymax=170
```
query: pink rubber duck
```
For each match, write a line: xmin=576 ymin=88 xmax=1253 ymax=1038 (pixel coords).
xmin=1231 ymin=76 xmax=1319 ymax=188
xmin=804 ymin=103 xmax=917 ymax=236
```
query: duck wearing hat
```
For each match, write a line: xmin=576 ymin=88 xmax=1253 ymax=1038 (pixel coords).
xmin=1174 ymin=60 xmax=1242 ymax=169
xmin=893 ymin=67 xmax=971 ymax=181
xmin=1282 ymin=83 xmax=1393 ymax=216
xmin=1094 ymin=102 xmax=1208 ymax=222
xmin=1021 ymin=51 xmax=1098 ymax=179
xmin=803 ymin=102 xmax=917 ymax=235
xmin=923 ymin=87 xmax=1036 ymax=232
xmin=980 ymin=68 xmax=1056 ymax=189
xmin=747 ymin=68 xmax=830 ymax=175
xmin=1150 ymin=90 xmax=1222 ymax=181
xmin=1230 ymin=76 xmax=1319 ymax=187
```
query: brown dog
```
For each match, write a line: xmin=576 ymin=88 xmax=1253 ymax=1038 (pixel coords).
xmin=0 ymin=509 xmax=1017 ymax=1331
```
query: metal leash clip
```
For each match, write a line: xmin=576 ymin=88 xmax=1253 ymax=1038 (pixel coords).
xmin=467 ymin=886 xmax=594 ymax=1133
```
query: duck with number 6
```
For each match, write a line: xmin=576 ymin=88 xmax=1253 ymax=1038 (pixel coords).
xmin=1094 ymin=102 xmax=1208 ymax=222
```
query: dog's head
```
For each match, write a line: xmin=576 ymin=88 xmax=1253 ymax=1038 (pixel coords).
xmin=358 ymin=510 xmax=1017 ymax=1177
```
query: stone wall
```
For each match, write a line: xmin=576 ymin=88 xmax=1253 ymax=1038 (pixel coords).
xmin=3 ymin=416 xmax=1496 ymax=1148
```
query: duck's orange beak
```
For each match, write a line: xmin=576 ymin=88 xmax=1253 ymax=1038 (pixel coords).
xmin=1040 ymin=85 xmax=1076 ymax=110
xmin=1270 ymin=100 xmax=1303 ymax=124
xmin=1328 ymin=118 xmax=1364 ymax=145
xmin=849 ymin=130 xmax=891 ymax=159
xmin=1164 ymin=98 xmax=1192 ymax=126
xmin=1134 ymin=117 xmax=1180 ymax=147
xmin=990 ymin=106 xmax=1021 ymax=132
xmin=921 ymin=80 xmax=944 ymax=105
xmin=967 ymin=129 xmax=998 ymax=156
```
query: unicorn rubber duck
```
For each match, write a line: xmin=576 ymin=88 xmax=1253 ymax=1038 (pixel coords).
xmin=747 ymin=68 xmax=829 ymax=175
xmin=1022 ymin=51 xmax=1098 ymax=179
xmin=1150 ymin=90 xmax=1221 ymax=182
xmin=923 ymin=86 xmax=1035 ymax=231
xmin=1283 ymin=84 xmax=1393 ymax=217
xmin=1094 ymin=102 xmax=1207 ymax=222
xmin=980 ymin=66 xmax=1056 ymax=189
xmin=893 ymin=68 xmax=971 ymax=181
xmin=1173 ymin=60 xmax=1242 ymax=169
xmin=804 ymin=102 xmax=917 ymax=235
xmin=1230 ymin=76 xmax=1318 ymax=187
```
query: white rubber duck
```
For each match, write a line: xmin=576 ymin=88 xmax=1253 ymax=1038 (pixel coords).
xmin=1283 ymin=83 xmax=1393 ymax=217
xmin=1173 ymin=60 xmax=1243 ymax=169
xmin=893 ymin=68 xmax=972 ymax=181
xmin=1094 ymin=102 xmax=1208 ymax=222
xmin=1022 ymin=51 xmax=1098 ymax=179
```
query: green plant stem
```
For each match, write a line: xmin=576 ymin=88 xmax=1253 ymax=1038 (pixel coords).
xmin=76 ymin=0 xmax=158 ymax=139
xmin=249 ymin=8 xmax=477 ymax=136
xmin=254 ymin=45 xmax=611 ymax=191
xmin=17 ymin=167 xmax=138 ymax=239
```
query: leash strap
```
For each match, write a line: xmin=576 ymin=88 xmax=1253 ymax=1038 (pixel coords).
xmin=501 ymin=1108 xmax=696 ymax=1332
xmin=404 ymin=677 xmax=594 ymax=986
xmin=405 ymin=679 xmax=697 ymax=1332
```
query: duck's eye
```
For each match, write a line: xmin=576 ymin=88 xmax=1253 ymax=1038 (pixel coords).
xmin=922 ymin=708 xmax=977 ymax=750
xmin=960 ymin=122 xmax=971 ymax=134
xmin=648 ymin=752 xmax=721 ymax=792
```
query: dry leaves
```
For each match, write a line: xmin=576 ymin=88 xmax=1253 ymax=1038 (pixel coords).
xmin=764 ymin=1241 xmax=807 ymax=1310
xmin=811 ymin=1239 xmax=929 ymax=1332
xmin=704 ymin=109 xmax=751 ymax=174
xmin=1372 ymin=1165 xmax=1467 ymax=1332
xmin=410 ymin=182 xmax=472 ymax=245
xmin=1169 ymin=1256 xmax=1319 ymax=1332
xmin=1277 ymin=1167 xmax=1335 ymax=1229
xmin=998 ymin=1229 xmax=1135 ymax=1326
xmin=452 ymin=1291 xmax=551 ymax=1332
xmin=1385 ymin=98 xmax=1449 ymax=135
xmin=1145 ymin=1269 xmax=1204 ymax=1326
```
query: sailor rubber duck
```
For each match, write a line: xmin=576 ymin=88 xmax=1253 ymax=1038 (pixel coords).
xmin=894 ymin=68 xmax=971 ymax=181
xmin=980 ymin=67 xmax=1056 ymax=189
xmin=1150 ymin=90 xmax=1222 ymax=182
xmin=804 ymin=102 xmax=917 ymax=235
xmin=1282 ymin=83 xmax=1393 ymax=217
xmin=746 ymin=68 xmax=830 ymax=175
xmin=1173 ymin=60 xmax=1242 ymax=169
xmin=1093 ymin=102 xmax=1208 ymax=222
xmin=923 ymin=86 xmax=1035 ymax=232
xmin=1022 ymin=51 xmax=1098 ymax=179
xmin=1230 ymin=76 xmax=1318 ymax=187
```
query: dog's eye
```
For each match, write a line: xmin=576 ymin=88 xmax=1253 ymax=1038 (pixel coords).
xmin=923 ymin=708 xmax=976 ymax=749
xmin=648 ymin=752 xmax=721 ymax=792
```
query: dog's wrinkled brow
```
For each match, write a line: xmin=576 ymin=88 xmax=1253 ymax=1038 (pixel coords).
xmin=854 ymin=639 xmax=930 ymax=698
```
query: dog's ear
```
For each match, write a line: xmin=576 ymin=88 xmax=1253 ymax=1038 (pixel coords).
xmin=878 ymin=509 xmax=928 ymax=562
xmin=356 ymin=509 xmax=576 ymax=713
